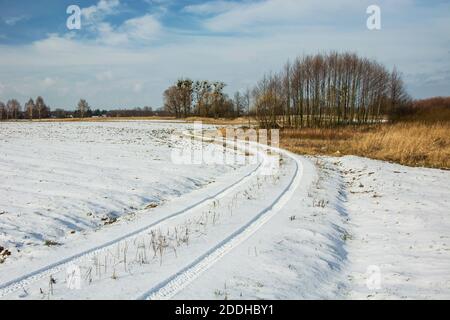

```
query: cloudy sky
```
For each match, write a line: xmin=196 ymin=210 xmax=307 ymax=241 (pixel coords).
xmin=0 ymin=0 xmax=449 ymax=109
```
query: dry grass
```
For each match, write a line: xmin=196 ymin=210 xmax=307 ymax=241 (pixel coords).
xmin=281 ymin=122 xmax=450 ymax=169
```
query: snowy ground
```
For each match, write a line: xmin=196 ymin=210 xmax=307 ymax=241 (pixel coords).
xmin=175 ymin=156 xmax=450 ymax=300
xmin=0 ymin=121 xmax=251 ymax=257
xmin=340 ymin=156 xmax=450 ymax=299
xmin=0 ymin=121 xmax=449 ymax=299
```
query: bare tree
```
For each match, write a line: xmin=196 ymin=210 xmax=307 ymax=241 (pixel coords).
xmin=389 ymin=67 xmax=410 ymax=112
xmin=163 ymin=86 xmax=183 ymax=118
xmin=177 ymin=79 xmax=194 ymax=118
xmin=234 ymin=91 xmax=245 ymax=117
xmin=253 ymin=74 xmax=283 ymax=128
xmin=253 ymin=52 xmax=409 ymax=128
xmin=25 ymin=98 xmax=35 ymax=120
xmin=210 ymin=82 xmax=226 ymax=118
xmin=282 ymin=61 xmax=292 ymax=127
xmin=193 ymin=80 xmax=212 ymax=117
xmin=0 ymin=102 xmax=5 ymax=121
xmin=244 ymin=88 xmax=251 ymax=126
xmin=7 ymin=99 xmax=21 ymax=120
xmin=77 ymin=99 xmax=90 ymax=118
xmin=164 ymin=79 xmax=235 ymax=118
xmin=35 ymin=96 xmax=46 ymax=120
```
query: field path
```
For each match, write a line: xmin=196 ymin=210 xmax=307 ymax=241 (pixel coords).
xmin=0 ymin=131 xmax=267 ymax=298
xmin=137 ymin=145 xmax=303 ymax=300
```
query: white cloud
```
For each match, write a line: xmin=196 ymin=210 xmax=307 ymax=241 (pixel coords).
xmin=95 ymin=14 xmax=162 ymax=46
xmin=2 ymin=20 xmax=448 ymax=107
xmin=96 ymin=22 xmax=129 ymax=45
xmin=42 ymin=77 xmax=56 ymax=87
xmin=201 ymin=0 xmax=417 ymax=32
xmin=3 ymin=15 xmax=28 ymax=26
xmin=121 ymin=15 xmax=161 ymax=41
xmin=184 ymin=1 xmax=240 ymax=15
xmin=79 ymin=0 xmax=161 ymax=45
xmin=81 ymin=0 xmax=121 ymax=25
xmin=80 ymin=0 xmax=130 ymax=45
xmin=133 ymin=83 xmax=143 ymax=93
xmin=83 ymin=9 xmax=162 ymax=46
xmin=96 ymin=70 xmax=114 ymax=81
xmin=202 ymin=0 xmax=352 ymax=32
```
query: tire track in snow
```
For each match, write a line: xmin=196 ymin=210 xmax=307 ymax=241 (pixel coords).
xmin=137 ymin=147 xmax=303 ymax=300
xmin=0 ymin=135 xmax=267 ymax=298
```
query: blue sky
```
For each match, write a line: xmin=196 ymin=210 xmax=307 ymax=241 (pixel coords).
xmin=0 ymin=0 xmax=449 ymax=109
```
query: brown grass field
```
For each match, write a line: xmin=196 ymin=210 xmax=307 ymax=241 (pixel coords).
xmin=280 ymin=122 xmax=450 ymax=169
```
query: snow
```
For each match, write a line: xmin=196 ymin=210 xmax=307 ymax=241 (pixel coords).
xmin=174 ymin=156 xmax=349 ymax=300
xmin=175 ymin=156 xmax=450 ymax=300
xmin=1 ymin=121 xmax=449 ymax=300
xmin=0 ymin=121 xmax=251 ymax=255
xmin=338 ymin=156 xmax=450 ymax=299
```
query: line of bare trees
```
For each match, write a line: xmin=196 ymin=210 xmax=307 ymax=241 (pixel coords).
xmin=252 ymin=52 xmax=410 ymax=128
xmin=0 ymin=98 xmax=97 ymax=120
xmin=0 ymin=96 xmax=163 ymax=120
xmin=163 ymin=79 xmax=246 ymax=118
xmin=0 ymin=96 xmax=51 ymax=121
xmin=162 ymin=52 xmax=410 ymax=127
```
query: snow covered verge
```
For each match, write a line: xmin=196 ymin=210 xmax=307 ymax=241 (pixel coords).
xmin=340 ymin=156 xmax=450 ymax=299
xmin=175 ymin=155 xmax=450 ymax=300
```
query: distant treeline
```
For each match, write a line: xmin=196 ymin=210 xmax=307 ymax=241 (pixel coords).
xmin=390 ymin=96 xmax=450 ymax=123
xmin=0 ymin=97 xmax=165 ymax=120
xmin=0 ymin=97 xmax=51 ymax=120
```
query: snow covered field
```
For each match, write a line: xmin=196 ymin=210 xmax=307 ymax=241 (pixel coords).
xmin=0 ymin=121 xmax=251 ymax=255
xmin=0 ymin=121 xmax=449 ymax=299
